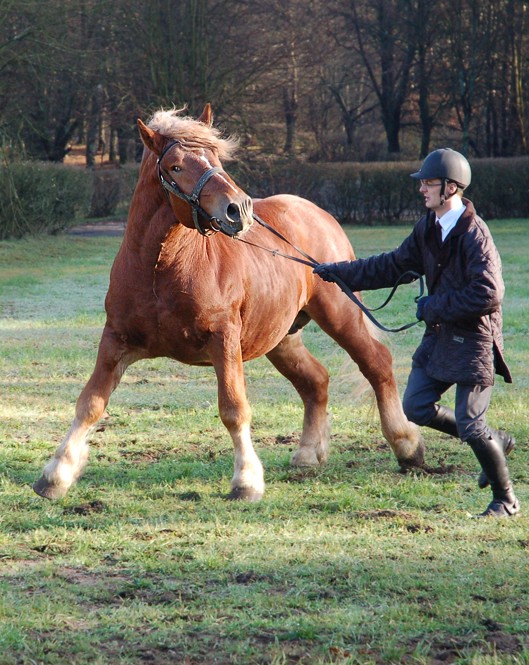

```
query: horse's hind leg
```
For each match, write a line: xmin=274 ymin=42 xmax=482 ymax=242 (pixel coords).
xmin=346 ymin=330 xmax=424 ymax=467
xmin=33 ymin=326 xmax=138 ymax=499
xmin=314 ymin=303 xmax=424 ymax=469
xmin=266 ymin=331 xmax=330 ymax=467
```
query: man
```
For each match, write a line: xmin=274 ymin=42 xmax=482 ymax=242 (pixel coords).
xmin=314 ymin=148 xmax=519 ymax=518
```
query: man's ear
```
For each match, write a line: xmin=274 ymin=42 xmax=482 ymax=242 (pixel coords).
xmin=137 ymin=118 xmax=165 ymax=156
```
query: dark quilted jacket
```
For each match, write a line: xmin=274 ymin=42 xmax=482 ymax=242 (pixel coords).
xmin=329 ymin=199 xmax=511 ymax=386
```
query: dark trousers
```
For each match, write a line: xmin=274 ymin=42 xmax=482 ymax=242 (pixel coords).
xmin=402 ymin=365 xmax=493 ymax=442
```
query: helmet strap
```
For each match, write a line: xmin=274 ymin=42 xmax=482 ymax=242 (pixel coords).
xmin=439 ymin=179 xmax=447 ymax=206
xmin=439 ymin=178 xmax=458 ymax=206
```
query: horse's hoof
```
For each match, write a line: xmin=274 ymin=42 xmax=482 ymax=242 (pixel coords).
xmin=398 ymin=453 xmax=426 ymax=474
xmin=399 ymin=440 xmax=425 ymax=470
xmin=398 ymin=460 xmax=425 ymax=474
xmin=33 ymin=477 xmax=68 ymax=500
xmin=228 ymin=487 xmax=263 ymax=502
xmin=290 ymin=450 xmax=320 ymax=467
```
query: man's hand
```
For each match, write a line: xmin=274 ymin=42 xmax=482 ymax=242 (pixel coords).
xmin=416 ymin=295 xmax=432 ymax=322
xmin=313 ymin=262 xmax=338 ymax=283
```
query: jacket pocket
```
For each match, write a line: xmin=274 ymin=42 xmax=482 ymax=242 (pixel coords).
xmin=427 ymin=325 xmax=495 ymax=386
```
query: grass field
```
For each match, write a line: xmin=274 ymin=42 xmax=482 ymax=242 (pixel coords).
xmin=0 ymin=220 xmax=528 ymax=664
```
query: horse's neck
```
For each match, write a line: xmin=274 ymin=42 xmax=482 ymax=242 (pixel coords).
xmin=124 ymin=173 xmax=193 ymax=257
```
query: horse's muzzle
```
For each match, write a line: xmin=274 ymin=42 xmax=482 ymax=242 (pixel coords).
xmin=220 ymin=196 xmax=254 ymax=237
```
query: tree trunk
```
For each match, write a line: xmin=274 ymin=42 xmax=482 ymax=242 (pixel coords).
xmin=283 ymin=85 xmax=298 ymax=154
xmin=86 ymin=84 xmax=104 ymax=169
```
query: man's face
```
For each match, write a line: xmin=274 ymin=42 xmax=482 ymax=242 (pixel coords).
xmin=419 ymin=179 xmax=443 ymax=210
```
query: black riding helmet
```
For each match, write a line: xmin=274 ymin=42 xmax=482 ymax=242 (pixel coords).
xmin=410 ymin=148 xmax=471 ymax=190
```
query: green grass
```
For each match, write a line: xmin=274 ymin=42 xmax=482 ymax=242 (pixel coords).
xmin=0 ymin=222 xmax=528 ymax=664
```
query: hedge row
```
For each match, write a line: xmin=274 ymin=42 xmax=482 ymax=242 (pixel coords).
xmin=1 ymin=157 xmax=528 ymax=239
xmin=0 ymin=162 xmax=136 ymax=240
xmin=232 ymin=156 xmax=529 ymax=225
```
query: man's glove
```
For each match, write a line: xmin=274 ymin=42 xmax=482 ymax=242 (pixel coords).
xmin=416 ymin=296 xmax=432 ymax=322
xmin=313 ymin=262 xmax=338 ymax=283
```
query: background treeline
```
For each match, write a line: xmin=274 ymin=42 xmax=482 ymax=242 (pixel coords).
xmin=1 ymin=0 xmax=528 ymax=164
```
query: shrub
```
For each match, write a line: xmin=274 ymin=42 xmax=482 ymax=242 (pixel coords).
xmin=1 ymin=155 xmax=527 ymax=241
xmin=233 ymin=160 xmax=423 ymax=225
xmin=0 ymin=160 xmax=90 ymax=239
xmin=469 ymin=158 xmax=529 ymax=219
xmin=80 ymin=154 xmax=529 ymax=228
xmin=297 ymin=162 xmax=423 ymax=224
xmin=89 ymin=166 xmax=138 ymax=218
xmin=90 ymin=170 xmax=122 ymax=217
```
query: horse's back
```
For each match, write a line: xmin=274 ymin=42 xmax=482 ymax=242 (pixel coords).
xmin=253 ymin=194 xmax=356 ymax=263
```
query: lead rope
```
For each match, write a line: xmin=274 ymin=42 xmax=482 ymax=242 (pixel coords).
xmin=234 ymin=213 xmax=424 ymax=334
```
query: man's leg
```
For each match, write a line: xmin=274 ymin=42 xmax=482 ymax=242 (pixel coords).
xmin=456 ymin=384 xmax=519 ymax=517
xmin=404 ymin=370 xmax=516 ymax=493
xmin=402 ymin=366 xmax=453 ymax=431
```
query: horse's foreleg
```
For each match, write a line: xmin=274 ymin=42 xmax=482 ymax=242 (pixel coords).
xmin=33 ymin=327 xmax=135 ymax=499
xmin=266 ymin=331 xmax=330 ymax=467
xmin=209 ymin=336 xmax=264 ymax=501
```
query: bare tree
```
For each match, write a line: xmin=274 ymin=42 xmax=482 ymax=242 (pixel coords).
xmin=410 ymin=0 xmax=450 ymax=157
xmin=442 ymin=0 xmax=493 ymax=155
xmin=335 ymin=0 xmax=418 ymax=156
xmin=504 ymin=0 xmax=528 ymax=154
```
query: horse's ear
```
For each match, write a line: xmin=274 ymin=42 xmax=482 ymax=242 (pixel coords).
xmin=197 ymin=103 xmax=213 ymax=127
xmin=137 ymin=118 xmax=165 ymax=156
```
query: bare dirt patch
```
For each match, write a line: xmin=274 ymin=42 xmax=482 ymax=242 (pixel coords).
xmin=67 ymin=219 xmax=126 ymax=236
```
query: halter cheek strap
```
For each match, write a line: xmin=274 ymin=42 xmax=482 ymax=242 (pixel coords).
xmin=157 ymin=140 xmax=224 ymax=236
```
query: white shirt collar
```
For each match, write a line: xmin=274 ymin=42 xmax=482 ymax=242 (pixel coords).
xmin=436 ymin=199 xmax=465 ymax=241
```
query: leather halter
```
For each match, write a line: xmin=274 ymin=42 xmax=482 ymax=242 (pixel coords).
xmin=157 ymin=140 xmax=225 ymax=236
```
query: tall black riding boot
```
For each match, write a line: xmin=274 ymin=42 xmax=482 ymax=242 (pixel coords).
xmin=477 ymin=430 xmax=515 ymax=488
xmin=427 ymin=408 xmax=516 ymax=490
xmin=467 ymin=433 xmax=520 ymax=517
xmin=426 ymin=405 xmax=459 ymax=438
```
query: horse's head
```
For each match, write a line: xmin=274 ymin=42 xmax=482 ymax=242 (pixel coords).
xmin=138 ymin=105 xmax=253 ymax=237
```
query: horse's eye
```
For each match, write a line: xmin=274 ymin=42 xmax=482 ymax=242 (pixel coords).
xmin=171 ymin=166 xmax=181 ymax=174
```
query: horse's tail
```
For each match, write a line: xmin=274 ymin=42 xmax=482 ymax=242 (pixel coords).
xmin=330 ymin=312 xmax=388 ymax=418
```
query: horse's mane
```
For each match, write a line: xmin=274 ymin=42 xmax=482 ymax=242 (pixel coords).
xmin=147 ymin=107 xmax=239 ymax=161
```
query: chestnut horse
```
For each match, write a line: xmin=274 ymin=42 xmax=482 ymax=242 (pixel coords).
xmin=34 ymin=104 xmax=424 ymax=501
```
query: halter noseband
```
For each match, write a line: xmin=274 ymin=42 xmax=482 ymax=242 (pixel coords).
xmin=157 ymin=140 xmax=225 ymax=236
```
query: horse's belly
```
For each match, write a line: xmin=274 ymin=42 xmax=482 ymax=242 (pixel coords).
xmin=153 ymin=318 xmax=213 ymax=365
xmin=110 ymin=265 xmax=304 ymax=364
xmin=238 ymin=305 xmax=300 ymax=360
xmin=151 ymin=298 xmax=298 ymax=364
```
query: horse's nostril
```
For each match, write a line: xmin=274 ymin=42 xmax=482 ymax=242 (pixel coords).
xmin=225 ymin=198 xmax=252 ymax=233
xmin=227 ymin=203 xmax=240 ymax=222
